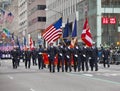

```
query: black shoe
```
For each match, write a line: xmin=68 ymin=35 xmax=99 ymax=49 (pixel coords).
xmin=95 ymin=69 xmax=98 ymax=71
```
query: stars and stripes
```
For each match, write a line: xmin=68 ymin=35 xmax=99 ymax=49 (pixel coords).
xmin=0 ymin=9 xmax=14 ymax=23
xmin=42 ymin=18 xmax=62 ymax=44
xmin=7 ymin=12 xmax=14 ymax=23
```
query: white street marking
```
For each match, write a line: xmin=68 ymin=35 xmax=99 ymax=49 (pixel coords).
xmin=30 ymin=88 xmax=35 ymax=91
xmin=8 ymin=75 xmax=14 ymax=80
xmin=82 ymin=74 xmax=93 ymax=77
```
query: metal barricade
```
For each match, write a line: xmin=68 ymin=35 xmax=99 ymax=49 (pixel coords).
xmin=115 ymin=54 xmax=120 ymax=65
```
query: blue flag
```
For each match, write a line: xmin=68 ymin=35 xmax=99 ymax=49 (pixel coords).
xmin=16 ymin=37 xmax=20 ymax=50
xmin=63 ymin=19 xmax=70 ymax=38
xmin=71 ymin=19 xmax=77 ymax=37
xmin=23 ymin=36 xmax=27 ymax=46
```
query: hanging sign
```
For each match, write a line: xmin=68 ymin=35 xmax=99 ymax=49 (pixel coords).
xmin=102 ymin=17 xmax=109 ymax=24
xmin=109 ymin=17 xmax=116 ymax=24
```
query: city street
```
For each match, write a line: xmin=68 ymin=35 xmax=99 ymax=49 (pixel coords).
xmin=0 ymin=59 xmax=120 ymax=91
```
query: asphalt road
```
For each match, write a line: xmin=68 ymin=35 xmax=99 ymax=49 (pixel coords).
xmin=0 ymin=59 xmax=120 ymax=91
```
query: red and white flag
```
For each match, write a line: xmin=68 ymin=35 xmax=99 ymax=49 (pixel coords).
xmin=81 ymin=18 xmax=93 ymax=47
xmin=29 ymin=37 xmax=34 ymax=50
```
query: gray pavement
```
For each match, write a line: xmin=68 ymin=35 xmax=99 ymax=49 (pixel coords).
xmin=0 ymin=59 xmax=120 ymax=91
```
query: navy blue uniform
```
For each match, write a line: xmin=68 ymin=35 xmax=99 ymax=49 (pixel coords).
xmin=11 ymin=48 xmax=19 ymax=69
xmin=81 ymin=46 xmax=89 ymax=71
xmin=25 ymin=50 xmax=31 ymax=69
xmin=57 ymin=44 xmax=65 ymax=72
xmin=31 ymin=49 xmax=37 ymax=66
xmin=47 ymin=45 xmax=57 ymax=72
xmin=64 ymin=46 xmax=72 ymax=72
xmin=73 ymin=45 xmax=82 ymax=72
xmin=38 ymin=46 xmax=44 ymax=69
xmin=88 ymin=46 xmax=98 ymax=71
xmin=102 ymin=49 xmax=110 ymax=68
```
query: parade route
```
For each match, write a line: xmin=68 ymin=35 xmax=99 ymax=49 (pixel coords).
xmin=0 ymin=59 xmax=120 ymax=91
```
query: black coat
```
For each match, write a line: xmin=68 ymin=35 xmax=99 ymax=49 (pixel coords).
xmin=25 ymin=50 xmax=31 ymax=60
xmin=11 ymin=49 xmax=19 ymax=60
xmin=102 ymin=49 xmax=110 ymax=59
xmin=47 ymin=46 xmax=57 ymax=61
xmin=38 ymin=48 xmax=44 ymax=59
xmin=89 ymin=47 xmax=98 ymax=59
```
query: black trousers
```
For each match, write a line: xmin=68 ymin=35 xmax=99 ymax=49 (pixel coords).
xmin=65 ymin=58 xmax=71 ymax=72
xmin=103 ymin=58 xmax=110 ymax=68
xmin=12 ymin=59 xmax=17 ymax=69
xmin=49 ymin=59 xmax=55 ymax=72
xmin=38 ymin=57 xmax=44 ymax=69
xmin=57 ymin=56 xmax=64 ymax=72
xmin=81 ymin=57 xmax=89 ymax=71
xmin=89 ymin=58 xmax=98 ymax=71
xmin=25 ymin=59 xmax=31 ymax=68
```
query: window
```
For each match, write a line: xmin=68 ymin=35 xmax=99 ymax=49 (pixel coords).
xmin=37 ymin=5 xmax=46 ymax=10
xmin=38 ymin=17 xmax=46 ymax=22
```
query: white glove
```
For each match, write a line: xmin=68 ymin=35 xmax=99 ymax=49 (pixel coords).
xmin=75 ymin=54 xmax=78 ymax=57
xmin=39 ymin=52 xmax=42 ymax=54
xmin=67 ymin=55 xmax=70 ymax=58
xmin=60 ymin=53 xmax=62 ymax=56
xmin=89 ymin=57 xmax=91 ymax=59
xmin=83 ymin=54 xmax=86 ymax=57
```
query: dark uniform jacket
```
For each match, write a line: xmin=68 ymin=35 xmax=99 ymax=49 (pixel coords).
xmin=47 ymin=46 xmax=57 ymax=61
xmin=73 ymin=45 xmax=82 ymax=59
xmin=25 ymin=50 xmax=31 ymax=60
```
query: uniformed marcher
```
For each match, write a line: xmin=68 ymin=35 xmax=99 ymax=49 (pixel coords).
xmin=64 ymin=41 xmax=72 ymax=72
xmin=31 ymin=48 xmax=37 ymax=66
xmin=73 ymin=43 xmax=82 ymax=72
xmin=88 ymin=42 xmax=98 ymax=71
xmin=21 ymin=50 xmax=25 ymax=62
xmin=11 ymin=47 xmax=19 ymax=69
xmin=47 ymin=42 xmax=57 ymax=73
xmin=25 ymin=47 xmax=31 ymax=69
xmin=16 ymin=47 xmax=21 ymax=66
xmin=37 ymin=44 xmax=44 ymax=69
xmin=57 ymin=42 xmax=65 ymax=72
xmin=102 ymin=48 xmax=110 ymax=68
xmin=81 ymin=43 xmax=89 ymax=71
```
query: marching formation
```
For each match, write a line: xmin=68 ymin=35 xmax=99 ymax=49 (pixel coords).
xmin=10 ymin=41 xmax=111 ymax=73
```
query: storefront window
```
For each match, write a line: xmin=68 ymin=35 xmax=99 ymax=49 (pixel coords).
xmin=101 ymin=0 xmax=120 ymax=8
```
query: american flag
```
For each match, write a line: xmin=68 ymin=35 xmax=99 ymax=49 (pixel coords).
xmin=7 ymin=12 xmax=14 ymax=23
xmin=1 ymin=9 xmax=8 ymax=21
xmin=42 ymin=18 xmax=62 ymax=44
xmin=81 ymin=18 xmax=93 ymax=47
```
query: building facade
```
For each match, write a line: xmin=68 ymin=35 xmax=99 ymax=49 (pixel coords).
xmin=18 ymin=0 xmax=28 ymax=44
xmin=77 ymin=0 xmax=120 ymax=47
xmin=46 ymin=0 xmax=120 ymax=47
xmin=27 ymin=0 xmax=46 ymax=47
